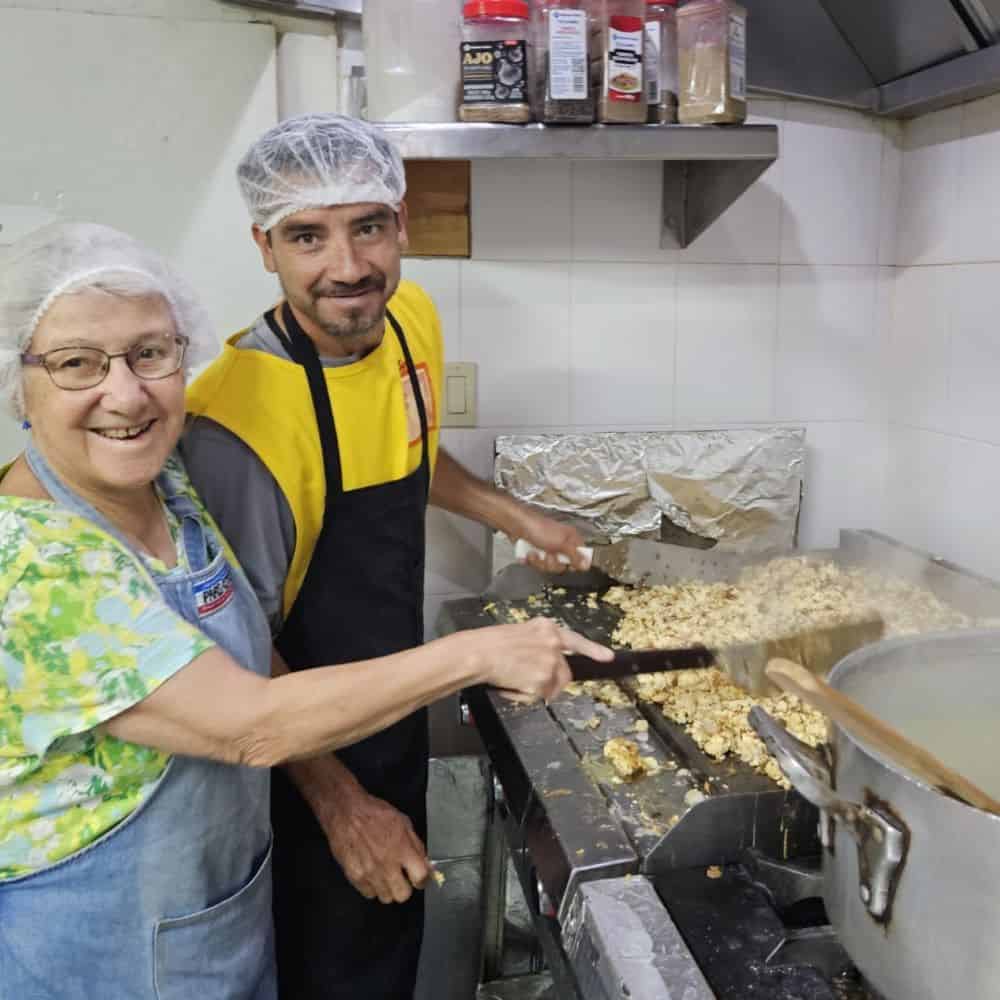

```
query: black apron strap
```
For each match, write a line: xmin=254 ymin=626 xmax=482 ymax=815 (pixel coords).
xmin=385 ymin=310 xmax=430 ymax=490
xmin=273 ymin=304 xmax=344 ymax=499
xmin=263 ymin=305 xmax=294 ymax=357
xmin=268 ymin=304 xmax=430 ymax=507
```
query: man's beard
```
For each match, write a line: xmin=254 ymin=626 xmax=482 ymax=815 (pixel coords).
xmin=292 ymin=275 xmax=389 ymax=342
xmin=317 ymin=301 xmax=384 ymax=341
xmin=281 ymin=274 xmax=388 ymax=342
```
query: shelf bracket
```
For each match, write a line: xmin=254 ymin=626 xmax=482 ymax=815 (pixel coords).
xmin=379 ymin=123 xmax=780 ymax=252
xmin=661 ymin=157 xmax=775 ymax=249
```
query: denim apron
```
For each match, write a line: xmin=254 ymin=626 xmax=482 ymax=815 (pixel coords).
xmin=0 ymin=446 xmax=276 ymax=1000
xmin=267 ymin=303 xmax=430 ymax=1000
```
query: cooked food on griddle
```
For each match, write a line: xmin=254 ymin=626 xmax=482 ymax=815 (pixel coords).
xmin=603 ymin=737 xmax=659 ymax=781
xmin=485 ymin=556 xmax=977 ymax=787
xmin=635 ymin=667 xmax=826 ymax=787
xmin=604 ymin=556 xmax=972 ymax=649
xmin=565 ymin=679 xmax=631 ymax=708
xmin=605 ymin=557 xmax=976 ymax=785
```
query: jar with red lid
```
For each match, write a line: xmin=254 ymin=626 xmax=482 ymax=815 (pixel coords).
xmin=645 ymin=0 xmax=678 ymax=124
xmin=590 ymin=0 xmax=648 ymax=124
xmin=459 ymin=0 xmax=533 ymax=123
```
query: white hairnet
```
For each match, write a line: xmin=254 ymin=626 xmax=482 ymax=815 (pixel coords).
xmin=0 ymin=221 xmax=218 ymax=418
xmin=237 ymin=113 xmax=407 ymax=232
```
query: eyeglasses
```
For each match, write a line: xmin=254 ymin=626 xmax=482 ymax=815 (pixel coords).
xmin=21 ymin=335 xmax=189 ymax=391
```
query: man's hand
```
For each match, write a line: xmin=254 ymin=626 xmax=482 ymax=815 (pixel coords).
xmin=428 ymin=447 xmax=589 ymax=573
xmin=273 ymin=651 xmax=432 ymax=905
xmin=319 ymin=787 xmax=431 ymax=904
xmin=511 ymin=506 xmax=590 ymax=574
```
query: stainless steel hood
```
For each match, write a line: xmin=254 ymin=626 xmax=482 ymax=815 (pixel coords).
xmin=747 ymin=0 xmax=1000 ymax=117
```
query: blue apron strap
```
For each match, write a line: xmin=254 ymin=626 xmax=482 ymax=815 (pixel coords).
xmin=160 ymin=491 xmax=212 ymax=573
xmin=25 ymin=444 xmax=129 ymax=547
xmin=25 ymin=443 xmax=212 ymax=573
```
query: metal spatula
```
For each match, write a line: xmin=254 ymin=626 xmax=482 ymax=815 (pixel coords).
xmin=566 ymin=616 xmax=885 ymax=696
xmin=514 ymin=537 xmax=764 ymax=587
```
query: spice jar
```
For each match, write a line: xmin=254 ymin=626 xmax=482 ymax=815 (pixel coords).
xmin=677 ymin=0 xmax=747 ymax=125
xmin=592 ymin=0 xmax=647 ymax=124
xmin=537 ymin=0 xmax=594 ymax=125
xmin=645 ymin=0 xmax=678 ymax=124
xmin=459 ymin=0 xmax=533 ymax=124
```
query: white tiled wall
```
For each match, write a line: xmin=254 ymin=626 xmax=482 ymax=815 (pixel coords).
xmin=416 ymin=98 xmax=901 ymax=629
xmin=888 ymin=91 xmax=1000 ymax=582
xmin=0 ymin=3 xmax=280 ymax=461
xmin=423 ymin=83 xmax=1000 ymax=617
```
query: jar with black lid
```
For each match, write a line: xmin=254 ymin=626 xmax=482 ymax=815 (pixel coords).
xmin=537 ymin=0 xmax=594 ymax=124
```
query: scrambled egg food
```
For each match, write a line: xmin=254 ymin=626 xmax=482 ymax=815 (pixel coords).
xmin=633 ymin=667 xmax=826 ymax=786
xmin=598 ymin=558 xmax=973 ymax=787
xmin=603 ymin=556 xmax=971 ymax=649
xmin=491 ymin=557 xmax=976 ymax=788
xmin=603 ymin=737 xmax=660 ymax=781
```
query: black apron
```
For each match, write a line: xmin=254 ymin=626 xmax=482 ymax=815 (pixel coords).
xmin=268 ymin=302 xmax=430 ymax=1000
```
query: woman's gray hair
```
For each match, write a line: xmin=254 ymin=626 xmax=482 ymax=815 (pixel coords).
xmin=0 ymin=222 xmax=218 ymax=418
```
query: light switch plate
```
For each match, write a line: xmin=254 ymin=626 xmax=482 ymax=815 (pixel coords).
xmin=441 ymin=362 xmax=477 ymax=428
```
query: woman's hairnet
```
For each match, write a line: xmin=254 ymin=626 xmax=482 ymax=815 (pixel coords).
xmin=237 ymin=113 xmax=407 ymax=232
xmin=0 ymin=221 xmax=218 ymax=418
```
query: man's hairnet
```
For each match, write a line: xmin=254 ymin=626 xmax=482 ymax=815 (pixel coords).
xmin=237 ymin=113 xmax=407 ymax=232
xmin=0 ymin=221 xmax=218 ymax=418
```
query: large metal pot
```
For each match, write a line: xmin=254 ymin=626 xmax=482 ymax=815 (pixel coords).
xmin=751 ymin=629 xmax=1000 ymax=1000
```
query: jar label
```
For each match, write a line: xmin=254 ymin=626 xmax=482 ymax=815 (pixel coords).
xmin=729 ymin=12 xmax=747 ymax=101
xmin=461 ymin=40 xmax=528 ymax=104
xmin=607 ymin=21 xmax=643 ymax=103
xmin=644 ymin=22 xmax=660 ymax=104
xmin=548 ymin=9 xmax=588 ymax=101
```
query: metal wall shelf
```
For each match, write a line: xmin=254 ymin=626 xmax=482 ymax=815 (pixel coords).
xmin=379 ymin=123 xmax=779 ymax=249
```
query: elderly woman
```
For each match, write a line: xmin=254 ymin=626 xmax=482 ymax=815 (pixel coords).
xmin=0 ymin=222 xmax=609 ymax=999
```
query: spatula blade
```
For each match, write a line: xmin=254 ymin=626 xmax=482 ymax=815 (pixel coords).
xmin=715 ymin=615 xmax=886 ymax=696
xmin=590 ymin=538 xmax=768 ymax=587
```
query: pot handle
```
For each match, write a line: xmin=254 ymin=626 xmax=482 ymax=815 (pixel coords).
xmin=749 ymin=707 xmax=908 ymax=923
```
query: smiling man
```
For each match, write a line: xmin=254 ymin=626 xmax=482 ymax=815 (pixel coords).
xmin=181 ymin=115 xmax=587 ymax=1000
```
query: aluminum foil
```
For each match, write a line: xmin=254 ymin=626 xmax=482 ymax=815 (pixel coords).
xmin=493 ymin=428 xmax=805 ymax=553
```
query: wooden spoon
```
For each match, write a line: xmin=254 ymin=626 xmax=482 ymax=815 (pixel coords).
xmin=766 ymin=657 xmax=1000 ymax=817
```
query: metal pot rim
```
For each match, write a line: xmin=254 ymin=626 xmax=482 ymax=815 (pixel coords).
xmin=825 ymin=627 xmax=1000 ymax=815
xmin=828 ymin=625 xmax=1000 ymax=686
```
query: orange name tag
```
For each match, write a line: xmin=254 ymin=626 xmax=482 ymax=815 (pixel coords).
xmin=400 ymin=361 xmax=437 ymax=445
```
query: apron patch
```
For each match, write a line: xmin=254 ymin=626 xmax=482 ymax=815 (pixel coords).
xmin=193 ymin=562 xmax=236 ymax=618
xmin=400 ymin=361 xmax=437 ymax=445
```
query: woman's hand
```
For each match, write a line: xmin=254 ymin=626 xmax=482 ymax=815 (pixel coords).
xmin=469 ymin=618 xmax=613 ymax=704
